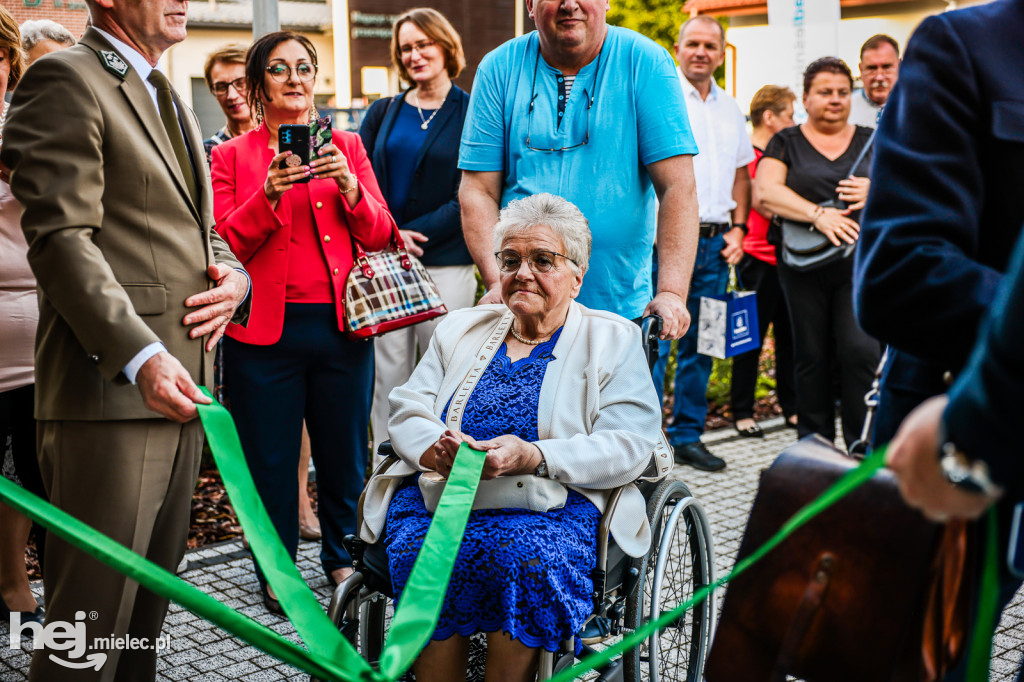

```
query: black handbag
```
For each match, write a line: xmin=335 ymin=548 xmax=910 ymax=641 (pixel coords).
xmin=780 ymin=130 xmax=875 ymax=271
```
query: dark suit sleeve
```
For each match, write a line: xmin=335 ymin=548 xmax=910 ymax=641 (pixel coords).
xmin=853 ymin=14 xmax=1001 ymax=366
xmin=358 ymin=97 xmax=388 ymax=157
xmin=0 ymin=57 xmax=161 ymax=381
xmin=943 ymin=228 xmax=1024 ymax=487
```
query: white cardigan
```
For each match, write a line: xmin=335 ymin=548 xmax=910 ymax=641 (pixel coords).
xmin=359 ymin=302 xmax=665 ymax=557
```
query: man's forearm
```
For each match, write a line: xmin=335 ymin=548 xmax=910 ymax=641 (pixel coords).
xmin=656 ymin=184 xmax=699 ymax=302
xmin=732 ymin=168 xmax=752 ymax=225
xmin=459 ymin=173 xmax=503 ymax=290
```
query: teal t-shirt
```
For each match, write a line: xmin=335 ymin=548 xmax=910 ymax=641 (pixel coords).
xmin=459 ymin=26 xmax=698 ymax=319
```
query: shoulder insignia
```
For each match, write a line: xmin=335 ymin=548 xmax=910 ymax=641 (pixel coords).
xmin=99 ymin=50 xmax=130 ymax=79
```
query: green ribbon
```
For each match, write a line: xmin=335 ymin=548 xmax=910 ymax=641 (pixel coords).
xmin=0 ymin=395 xmax=1002 ymax=682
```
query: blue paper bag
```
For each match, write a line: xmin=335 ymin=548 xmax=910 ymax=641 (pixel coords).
xmin=696 ymin=289 xmax=760 ymax=359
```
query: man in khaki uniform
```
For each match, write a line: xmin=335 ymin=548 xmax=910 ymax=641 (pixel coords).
xmin=0 ymin=0 xmax=250 ymax=678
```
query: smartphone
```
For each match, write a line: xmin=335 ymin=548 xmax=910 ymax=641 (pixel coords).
xmin=278 ymin=124 xmax=311 ymax=183
xmin=1009 ymin=502 xmax=1024 ymax=578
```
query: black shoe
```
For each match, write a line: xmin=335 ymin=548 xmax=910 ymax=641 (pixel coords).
xmin=673 ymin=441 xmax=726 ymax=471
xmin=262 ymin=585 xmax=284 ymax=616
xmin=0 ymin=596 xmax=44 ymax=635
xmin=734 ymin=421 xmax=765 ymax=438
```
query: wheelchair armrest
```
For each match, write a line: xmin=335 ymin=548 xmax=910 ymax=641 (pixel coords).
xmin=377 ymin=440 xmax=397 ymax=459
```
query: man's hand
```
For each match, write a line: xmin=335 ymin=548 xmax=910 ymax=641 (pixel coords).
xmin=184 ymin=264 xmax=248 ymax=351
xmin=477 ymin=285 xmax=503 ymax=306
xmin=136 ymin=351 xmax=210 ymax=422
xmin=721 ymin=227 xmax=745 ymax=265
xmin=644 ymin=291 xmax=690 ymax=340
xmin=887 ymin=395 xmax=1000 ymax=521
xmin=399 ymin=230 xmax=428 ymax=258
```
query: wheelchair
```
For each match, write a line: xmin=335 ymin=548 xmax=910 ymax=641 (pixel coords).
xmin=321 ymin=318 xmax=717 ymax=681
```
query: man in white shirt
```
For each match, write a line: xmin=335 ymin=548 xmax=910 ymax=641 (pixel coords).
xmin=849 ymin=34 xmax=900 ymax=128
xmin=653 ymin=16 xmax=754 ymax=471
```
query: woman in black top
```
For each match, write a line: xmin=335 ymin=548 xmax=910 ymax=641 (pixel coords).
xmin=359 ymin=8 xmax=475 ymax=458
xmin=756 ymin=57 xmax=882 ymax=449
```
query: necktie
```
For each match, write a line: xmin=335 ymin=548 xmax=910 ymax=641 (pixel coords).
xmin=147 ymin=70 xmax=200 ymax=208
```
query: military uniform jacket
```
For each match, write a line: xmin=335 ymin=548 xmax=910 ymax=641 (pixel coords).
xmin=0 ymin=28 xmax=249 ymax=420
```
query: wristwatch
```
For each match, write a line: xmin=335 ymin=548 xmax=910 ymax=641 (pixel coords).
xmin=937 ymin=424 xmax=999 ymax=496
xmin=534 ymin=456 xmax=549 ymax=478
xmin=732 ymin=222 xmax=749 ymax=235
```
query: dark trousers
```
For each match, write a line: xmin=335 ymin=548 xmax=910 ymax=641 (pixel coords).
xmin=223 ymin=303 xmax=373 ymax=581
xmin=730 ymin=256 xmax=797 ymax=421
xmin=0 ymin=384 xmax=45 ymax=564
xmin=776 ymin=256 xmax=881 ymax=447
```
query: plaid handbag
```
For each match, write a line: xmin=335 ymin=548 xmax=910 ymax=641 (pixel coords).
xmin=343 ymin=227 xmax=447 ymax=340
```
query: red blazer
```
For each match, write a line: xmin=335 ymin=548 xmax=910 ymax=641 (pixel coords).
xmin=212 ymin=126 xmax=395 ymax=345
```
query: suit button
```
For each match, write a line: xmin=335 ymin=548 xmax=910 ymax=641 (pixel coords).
xmin=333 ymin=268 xmax=339 ymax=275
xmin=942 ymin=371 xmax=955 ymax=386
xmin=323 ymin=235 xmax=331 ymax=243
xmin=89 ymin=354 xmax=100 ymax=364
xmin=315 ymin=201 xmax=323 ymax=209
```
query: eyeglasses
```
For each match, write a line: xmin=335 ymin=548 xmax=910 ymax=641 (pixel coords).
xmin=494 ymin=250 xmax=578 ymax=274
xmin=266 ymin=62 xmax=318 ymax=83
xmin=399 ymin=39 xmax=436 ymax=56
xmin=524 ymin=47 xmax=602 ymax=153
xmin=211 ymin=77 xmax=247 ymax=97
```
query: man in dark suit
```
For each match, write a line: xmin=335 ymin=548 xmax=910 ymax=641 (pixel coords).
xmin=854 ymin=2 xmax=1024 ymax=677
xmin=854 ymin=0 xmax=1024 ymax=446
xmin=1 ymin=0 xmax=249 ymax=678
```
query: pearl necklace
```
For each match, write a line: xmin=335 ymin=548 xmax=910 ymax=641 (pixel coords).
xmin=510 ymin=325 xmax=551 ymax=346
xmin=412 ymin=87 xmax=450 ymax=130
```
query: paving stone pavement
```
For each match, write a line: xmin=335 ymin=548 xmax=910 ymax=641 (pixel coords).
xmin=2 ymin=421 xmax=1022 ymax=680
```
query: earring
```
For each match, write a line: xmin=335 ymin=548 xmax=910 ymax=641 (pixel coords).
xmin=255 ymin=101 xmax=265 ymax=127
xmin=309 ymin=102 xmax=320 ymax=123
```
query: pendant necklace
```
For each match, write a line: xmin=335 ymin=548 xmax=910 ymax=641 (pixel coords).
xmin=413 ymin=86 xmax=450 ymax=130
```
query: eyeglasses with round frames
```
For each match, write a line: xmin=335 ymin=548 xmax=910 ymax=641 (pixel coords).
xmin=211 ymin=77 xmax=247 ymax=97
xmin=399 ymin=39 xmax=437 ymax=56
xmin=494 ymin=250 xmax=578 ymax=274
xmin=265 ymin=62 xmax=318 ymax=83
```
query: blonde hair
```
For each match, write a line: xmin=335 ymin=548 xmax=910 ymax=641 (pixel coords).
xmin=749 ymin=85 xmax=795 ymax=127
xmin=391 ymin=8 xmax=465 ymax=83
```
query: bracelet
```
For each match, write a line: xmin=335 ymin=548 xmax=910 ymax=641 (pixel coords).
xmin=810 ymin=205 xmax=825 ymax=224
xmin=339 ymin=175 xmax=358 ymax=194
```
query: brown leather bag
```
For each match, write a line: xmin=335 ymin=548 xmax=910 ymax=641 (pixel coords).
xmin=705 ymin=435 xmax=974 ymax=682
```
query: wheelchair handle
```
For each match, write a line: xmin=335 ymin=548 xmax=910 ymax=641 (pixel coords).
xmin=640 ymin=315 xmax=663 ymax=371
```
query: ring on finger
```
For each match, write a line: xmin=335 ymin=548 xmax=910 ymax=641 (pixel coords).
xmin=331 ymin=155 xmax=337 ymax=164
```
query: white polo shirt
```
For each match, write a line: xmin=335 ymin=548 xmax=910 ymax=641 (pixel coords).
xmin=678 ymin=70 xmax=755 ymax=225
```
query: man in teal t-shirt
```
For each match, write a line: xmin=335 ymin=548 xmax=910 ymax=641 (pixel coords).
xmin=459 ymin=0 xmax=699 ymax=338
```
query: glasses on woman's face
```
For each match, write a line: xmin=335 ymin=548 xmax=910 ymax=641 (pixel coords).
xmin=265 ymin=62 xmax=317 ymax=83
xmin=399 ymin=39 xmax=436 ymax=57
xmin=211 ymin=77 xmax=247 ymax=97
xmin=494 ymin=250 xmax=578 ymax=274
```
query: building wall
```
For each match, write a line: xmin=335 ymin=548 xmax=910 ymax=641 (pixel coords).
xmin=724 ymin=0 xmax=991 ymax=114
xmin=345 ymin=0 xmax=516 ymax=100
xmin=6 ymin=0 xmax=89 ymax=39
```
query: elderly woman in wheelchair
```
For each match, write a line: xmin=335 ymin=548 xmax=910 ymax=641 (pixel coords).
xmin=355 ymin=193 xmax=671 ymax=681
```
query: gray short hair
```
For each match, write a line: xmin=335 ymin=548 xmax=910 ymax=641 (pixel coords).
xmin=20 ymin=20 xmax=75 ymax=52
xmin=493 ymin=193 xmax=591 ymax=275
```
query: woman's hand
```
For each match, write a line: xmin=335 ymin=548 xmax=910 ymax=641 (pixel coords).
xmin=264 ymin=151 xmax=308 ymax=205
xmin=399 ymin=230 xmax=428 ymax=258
xmin=836 ymin=175 xmax=870 ymax=210
xmin=310 ymin=143 xmax=358 ymax=191
xmin=431 ymin=430 xmax=479 ymax=478
xmin=474 ymin=435 xmax=544 ymax=480
xmin=812 ymin=207 xmax=860 ymax=246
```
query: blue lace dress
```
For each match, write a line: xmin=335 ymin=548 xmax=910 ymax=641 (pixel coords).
xmin=385 ymin=327 xmax=600 ymax=652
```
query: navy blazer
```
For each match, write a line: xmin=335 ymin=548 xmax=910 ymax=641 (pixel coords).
xmin=359 ymin=87 xmax=472 ymax=267
xmin=853 ymin=0 xmax=1024 ymax=442
xmin=944 ymin=226 xmax=1024 ymax=491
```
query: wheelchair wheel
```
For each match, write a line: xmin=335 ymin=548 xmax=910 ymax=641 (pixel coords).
xmin=623 ymin=479 xmax=715 ymax=682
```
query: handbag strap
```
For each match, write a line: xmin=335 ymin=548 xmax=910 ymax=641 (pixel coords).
xmin=835 ymin=129 xmax=876 ymax=211
xmin=349 ymin=221 xmax=411 ymax=278
xmin=848 ymin=346 xmax=888 ymax=456
xmin=445 ymin=310 xmax=516 ymax=431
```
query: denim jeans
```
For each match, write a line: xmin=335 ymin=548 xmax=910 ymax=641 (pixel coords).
xmin=652 ymin=235 xmax=729 ymax=445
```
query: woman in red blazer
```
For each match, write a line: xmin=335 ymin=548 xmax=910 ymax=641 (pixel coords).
xmin=211 ymin=31 xmax=395 ymax=613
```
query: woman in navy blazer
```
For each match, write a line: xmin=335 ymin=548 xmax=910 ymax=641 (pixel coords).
xmin=212 ymin=31 xmax=394 ymax=612
xmin=359 ymin=8 xmax=476 ymax=458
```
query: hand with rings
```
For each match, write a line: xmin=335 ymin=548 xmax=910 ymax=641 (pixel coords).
xmin=310 ymin=143 xmax=357 ymax=193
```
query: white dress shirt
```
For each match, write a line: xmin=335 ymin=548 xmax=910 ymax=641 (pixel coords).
xmin=678 ymin=70 xmax=756 ymax=224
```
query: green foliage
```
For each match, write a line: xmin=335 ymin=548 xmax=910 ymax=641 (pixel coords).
xmin=607 ymin=0 xmax=688 ymax=55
